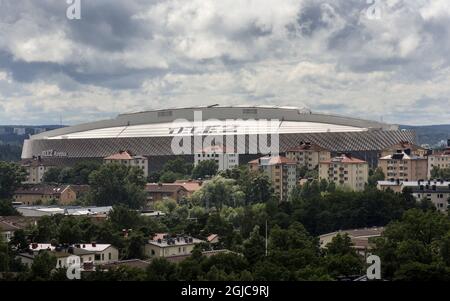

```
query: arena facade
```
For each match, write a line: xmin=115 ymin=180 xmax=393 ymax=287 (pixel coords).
xmin=22 ymin=105 xmax=416 ymax=169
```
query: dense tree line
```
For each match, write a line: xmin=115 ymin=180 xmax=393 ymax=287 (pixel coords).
xmin=2 ymin=159 xmax=450 ymax=281
xmin=0 ymin=144 xmax=22 ymax=162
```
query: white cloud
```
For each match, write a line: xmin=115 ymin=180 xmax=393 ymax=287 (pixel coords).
xmin=0 ymin=0 xmax=449 ymax=125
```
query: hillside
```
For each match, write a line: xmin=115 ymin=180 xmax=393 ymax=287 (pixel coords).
xmin=400 ymin=124 xmax=450 ymax=147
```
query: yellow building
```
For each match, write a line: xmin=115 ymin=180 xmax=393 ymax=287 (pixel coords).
xmin=379 ymin=152 xmax=428 ymax=181
xmin=104 ymin=151 xmax=149 ymax=178
xmin=248 ymin=156 xmax=297 ymax=201
xmin=285 ymin=142 xmax=331 ymax=171
xmin=13 ymin=184 xmax=83 ymax=206
xmin=428 ymin=148 xmax=450 ymax=178
xmin=144 ymin=235 xmax=204 ymax=258
xmin=380 ymin=141 xmax=428 ymax=158
xmin=21 ymin=158 xmax=55 ymax=184
xmin=319 ymin=154 xmax=369 ymax=191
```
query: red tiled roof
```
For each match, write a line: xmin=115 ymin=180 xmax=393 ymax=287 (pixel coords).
xmin=152 ymin=233 xmax=168 ymax=241
xmin=248 ymin=159 xmax=260 ymax=165
xmin=174 ymin=180 xmax=203 ymax=192
xmin=104 ymin=151 xmax=134 ymax=160
xmin=207 ymin=234 xmax=219 ymax=242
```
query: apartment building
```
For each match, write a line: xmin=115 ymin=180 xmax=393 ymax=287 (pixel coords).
xmin=248 ymin=156 xmax=297 ymax=200
xmin=428 ymin=144 xmax=450 ymax=178
xmin=379 ymin=151 xmax=428 ymax=181
xmin=285 ymin=142 xmax=331 ymax=171
xmin=144 ymin=234 xmax=204 ymax=258
xmin=194 ymin=145 xmax=238 ymax=171
xmin=21 ymin=157 xmax=56 ymax=184
xmin=145 ymin=183 xmax=189 ymax=204
xmin=13 ymin=184 xmax=80 ymax=206
xmin=104 ymin=151 xmax=148 ymax=177
xmin=377 ymin=180 xmax=450 ymax=212
xmin=319 ymin=154 xmax=369 ymax=191
xmin=380 ymin=141 xmax=429 ymax=158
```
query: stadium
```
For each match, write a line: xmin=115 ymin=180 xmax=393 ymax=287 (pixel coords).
xmin=22 ymin=105 xmax=416 ymax=169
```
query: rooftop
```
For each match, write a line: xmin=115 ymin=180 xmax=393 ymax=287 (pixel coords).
xmin=104 ymin=151 xmax=135 ymax=160
xmin=74 ymin=243 xmax=113 ymax=252
xmin=380 ymin=152 xmax=427 ymax=160
xmin=249 ymin=156 xmax=297 ymax=166
xmin=146 ymin=183 xmax=188 ymax=193
xmin=148 ymin=235 xmax=204 ymax=247
xmin=321 ymin=154 xmax=367 ymax=164
xmin=15 ymin=184 xmax=71 ymax=196
xmin=0 ymin=220 xmax=21 ymax=232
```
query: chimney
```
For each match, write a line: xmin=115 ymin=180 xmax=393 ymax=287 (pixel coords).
xmin=92 ymin=242 xmax=96 ymax=248
xmin=32 ymin=243 xmax=38 ymax=249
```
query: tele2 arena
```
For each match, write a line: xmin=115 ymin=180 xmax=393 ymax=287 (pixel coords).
xmin=22 ymin=105 xmax=416 ymax=169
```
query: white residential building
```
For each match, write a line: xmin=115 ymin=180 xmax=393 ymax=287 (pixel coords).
xmin=194 ymin=145 xmax=238 ymax=172
xmin=144 ymin=234 xmax=204 ymax=258
xmin=378 ymin=180 xmax=450 ymax=212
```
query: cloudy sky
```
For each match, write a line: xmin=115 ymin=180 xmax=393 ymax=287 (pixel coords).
xmin=0 ymin=0 xmax=449 ymax=126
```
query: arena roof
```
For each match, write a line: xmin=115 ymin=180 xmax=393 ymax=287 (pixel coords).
xmin=29 ymin=105 xmax=397 ymax=141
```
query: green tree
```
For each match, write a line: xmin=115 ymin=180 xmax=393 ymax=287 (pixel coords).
xmin=70 ymin=161 xmax=101 ymax=184
xmin=0 ymin=161 xmax=25 ymax=199
xmin=162 ymin=157 xmax=193 ymax=176
xmin=58 ymin=217 xmax=82 ymax=244
xmin=0 ymin=235 xmax=11 ymax=272
xmin=89 ymin=164 xmax=146 ymax=209
xmin=245 ymin=173 xmax=273 ymax=204
xmin=0 ymin=199 xmax=19 ymax=216
xmin=373 ymin=209 xmax=450 ymax=280
xmin=32 ymin=216 xmax=58 ymax=242
xmin=324 ymin=234 xmax=364 ymax=278
xmin=10 ymin=229 xmax=29 ymax=251
xmin=125 ymin=231 xmax=147 ymax=259
xmin=42 ymin=167 xmax=64 ymax=183
xmin=243 ymin=226 xmax=266 ymax=265
xmin=30 ymin=251 xmax=57 ymax=280
xmin=192 ymin=160 xmax=219 ymax=179
xmin=146 ymin=258 xmax=178 ymax=281
xmin=368 ymin=168 xmax=385 ymax=187
xmin=109 ymin=205 xmax=142 ymax=231
xmin=159 ymin=171 xmax=179 ymax=183
xmin=431 ymin=166 xmax=450 ymax=180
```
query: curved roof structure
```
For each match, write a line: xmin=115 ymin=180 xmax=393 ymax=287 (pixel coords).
xmin=29 ymin=105 xmax=397 ymax=141
xmin=22 ymin=105 xmax=414 ymax=162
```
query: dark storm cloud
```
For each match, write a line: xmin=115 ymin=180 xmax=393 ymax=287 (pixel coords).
xmin=0 ymin=0 xmax=449 ymax=125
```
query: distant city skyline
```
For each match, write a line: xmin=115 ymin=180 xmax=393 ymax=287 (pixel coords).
xmin=1 ymin=0 xmax=450 ymax=126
